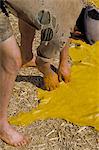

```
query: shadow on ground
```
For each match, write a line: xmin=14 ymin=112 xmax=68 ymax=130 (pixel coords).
xmin=16 ymin=65 xmax=58 ymax=90
xmin=16 ymin=75 xmax=45 ymax=89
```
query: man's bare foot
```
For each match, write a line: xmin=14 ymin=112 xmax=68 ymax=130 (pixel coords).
xmin=22 ymin=57 xmax=36 ymax=67
xmin=0 ymin=122 xmax=28 ymax=147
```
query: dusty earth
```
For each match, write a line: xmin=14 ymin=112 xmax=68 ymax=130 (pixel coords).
xmin=0 ymin=14 xmax=99 ymax=150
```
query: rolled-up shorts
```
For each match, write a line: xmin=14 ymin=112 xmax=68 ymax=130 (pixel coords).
xmin=1 ymin=0 xmax=84 ymax=61
xmin=0 ymin=0 xmax=13 ymax=42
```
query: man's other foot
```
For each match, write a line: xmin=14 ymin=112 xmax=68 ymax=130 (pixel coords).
xmin=0 ymin=122 xmax=28 ymax=147
xmin=23 ymin=57 xmax=36 ymax=67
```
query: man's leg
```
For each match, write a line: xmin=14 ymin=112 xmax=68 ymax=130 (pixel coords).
xmin=0 ymin=36 xmax=28 ymax=147
xmin=19 ymin=19 xmax=36 ymax=67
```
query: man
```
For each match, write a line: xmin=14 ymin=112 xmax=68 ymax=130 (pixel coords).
xmin=72 ymin=5 xmax=99 ymax=44
xmin=0 ymin=0 xmax=84 ymax=147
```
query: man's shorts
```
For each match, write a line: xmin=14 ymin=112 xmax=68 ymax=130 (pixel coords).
xmin=0 ymin=8 xmax=13 ymax=42
xmin=0 ymin=0 xmax=84 ymax=61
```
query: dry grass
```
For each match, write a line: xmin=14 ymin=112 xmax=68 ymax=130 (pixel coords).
xmin=0 ymin=14 xmax=99 ymax=150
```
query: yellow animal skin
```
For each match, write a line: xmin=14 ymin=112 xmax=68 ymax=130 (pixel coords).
xmin=9 ymin=40 xmax=99 ymax=131
xmin=88 ymin=0 xmax=99 ymax=7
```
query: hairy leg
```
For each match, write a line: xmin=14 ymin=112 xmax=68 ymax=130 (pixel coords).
xmin=19 ymin=19 xmax=36 ymax=67
xmin=0 ymin=36 xmax=28 ymax=146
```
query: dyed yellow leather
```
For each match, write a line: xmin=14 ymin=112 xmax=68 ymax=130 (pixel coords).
xmin=9 ymin=40 xmax=99 ymax=131
xmin=88 ymin=0 xmax=99 ymax=7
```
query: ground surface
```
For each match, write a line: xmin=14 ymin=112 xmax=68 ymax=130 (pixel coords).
xmin=0 ymin=14 xmax=99 ymax=150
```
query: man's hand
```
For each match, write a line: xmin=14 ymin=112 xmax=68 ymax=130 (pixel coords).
xmin=44 ymin=71 xmax=59 ymax=91
xmin=36 ymin=57 xmax=59 ymax=91
xmin=58 ymin=41 xmax=71 ymax=83
xmin=58 ymin=63 xmax=71 ymax=83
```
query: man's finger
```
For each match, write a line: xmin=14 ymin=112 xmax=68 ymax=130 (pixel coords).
xmin=49 ymin=87 xmax=54 ymax=91
xmin=64 ymin=75 xmax=71 ymax=83
xmin=58 ymin=74 xmax=62 ymax=82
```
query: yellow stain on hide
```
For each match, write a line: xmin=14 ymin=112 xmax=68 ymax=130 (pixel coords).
xmin=9 ymin=41 xmax=99 ymax=131
xmin=88 ymin=0 xmax=99 ymax=7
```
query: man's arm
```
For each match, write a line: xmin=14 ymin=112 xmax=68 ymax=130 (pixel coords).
xmin=36 ymin=40 xmax=71 ymax=91
xmin=58 ymin=41 xmax=71 ymax=83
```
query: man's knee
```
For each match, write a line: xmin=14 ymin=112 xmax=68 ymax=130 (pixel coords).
xmin=1 ymin=45 xmax=22 ymax=74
